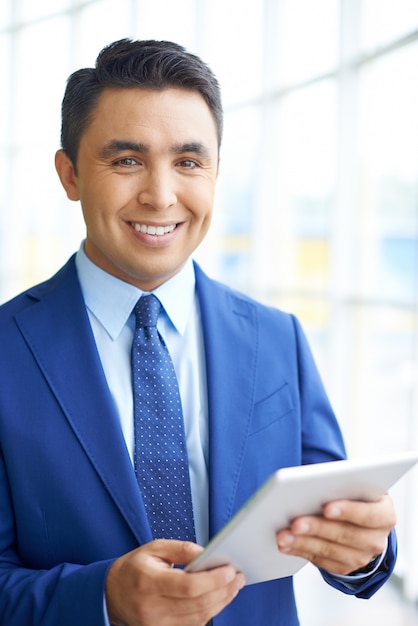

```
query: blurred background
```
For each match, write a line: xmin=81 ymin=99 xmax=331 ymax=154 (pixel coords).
xmin=1 ymin=0 xmax=417 ymax=623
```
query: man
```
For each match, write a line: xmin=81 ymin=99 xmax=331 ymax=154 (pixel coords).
xmin=0 ymin=39 xmax=396 ymax=625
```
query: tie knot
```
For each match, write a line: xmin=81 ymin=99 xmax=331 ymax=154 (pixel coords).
xmin=134 ymin=294 xmax=161 ymax=328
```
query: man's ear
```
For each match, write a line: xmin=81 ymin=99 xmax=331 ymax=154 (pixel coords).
xmin=55 ymin=149 xmax=80 ymax=201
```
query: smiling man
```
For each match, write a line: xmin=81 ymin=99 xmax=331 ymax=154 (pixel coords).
xmin=0 ymin=39 xmax=397 ymax=626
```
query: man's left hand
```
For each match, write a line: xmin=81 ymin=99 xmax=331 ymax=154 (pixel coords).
xmin=276 ymin=494 xmax=396 ymax=576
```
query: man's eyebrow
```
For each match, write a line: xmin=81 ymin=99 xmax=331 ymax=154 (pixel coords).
xmin=171 ymin=142 xmax=211 ymax=160
xmin=98 ymin=139 xmax=212 ymax=161
xmin=99 ymin=140 xmax=149 ymax=159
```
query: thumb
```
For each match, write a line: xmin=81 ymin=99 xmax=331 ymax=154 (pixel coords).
xmin=150 ymin=539 xmax=204 ymax=566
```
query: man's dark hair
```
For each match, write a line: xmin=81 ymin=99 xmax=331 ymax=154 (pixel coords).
xmin=60 ymin=38 xmax=223 ymax=168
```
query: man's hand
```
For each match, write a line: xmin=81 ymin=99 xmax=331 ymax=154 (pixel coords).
xmin=276 ymin=494 xmax=396 ymax=576
xmin=105 ymin=539 xmax=245 ymax=626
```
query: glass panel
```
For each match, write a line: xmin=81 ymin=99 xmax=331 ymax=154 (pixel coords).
xmin=276 ymin=0 xmax=339 ymax=87
xmin=273 ymin=80 xmax=337 ymax=292
xmin=4 ymin=16 xmax=83 ymax=301
xmin=75 ymin=0 xmax=134 ymax=67
xmin=0 ymin=30 xmax=14 ymax=301
xmin=5 ymin=146 xmax=85 ymax=301
xmin=349 ymin=306 xmax=416 ymax=456
xmin=0 ymin=150 xmax=7 ymax=301
xmin=133 ymin=0 xmax=197 ymax=51
xmin=356 ymin=43 xmax=418 ymax=304
xmin=0 ymin=35 xmax=11 ymax=157
xmin=201 ymin=0 xmax=264 ymax=106
xmin=18 ymin=0 xmax=73 ymax=22
xmin=275 ymin=295 xmax=331 ymax=370
xmin=13 ymin=17 xmax=71 ymax=148
xmin=197 ymin=105 xmax=261 ymax=291
xmin=361 ymin=0 xmax=418 ymax=52
xmin=0 ymin=0 xmax=11 ymax=29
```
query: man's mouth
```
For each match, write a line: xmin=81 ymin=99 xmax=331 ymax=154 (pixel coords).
xmin=131 ymin=223 xmax=177 ymax=236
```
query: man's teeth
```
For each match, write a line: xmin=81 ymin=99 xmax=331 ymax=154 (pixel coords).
xmin=133 ymin=223 xmax=176 ymax=236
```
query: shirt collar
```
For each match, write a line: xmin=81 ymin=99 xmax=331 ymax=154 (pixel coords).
xmin=75 ymin=243 xmax=196 ymax=340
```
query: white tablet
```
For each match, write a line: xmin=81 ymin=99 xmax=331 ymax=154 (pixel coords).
xmin=186 ymin=451 xmax=418 ymax=585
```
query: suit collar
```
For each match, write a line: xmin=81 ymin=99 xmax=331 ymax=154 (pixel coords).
xmin=75 ymin=245 xmax=139 ymax=340
xmin=75 ymin=244 xmax=196 ymax=338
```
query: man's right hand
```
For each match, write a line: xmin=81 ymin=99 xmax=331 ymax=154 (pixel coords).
xmin=105 ymin=539 xmax=245 ymax=626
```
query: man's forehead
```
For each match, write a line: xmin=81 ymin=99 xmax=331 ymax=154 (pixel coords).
xmin=94 ymin=85 xmax=209 ymax=113
xmin=86 ymin=87 xmax=219 ymax=150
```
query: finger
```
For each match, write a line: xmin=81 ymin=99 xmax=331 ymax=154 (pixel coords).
xmin=138 ymin=577 xmax=245 ymax=625
xmin=162 ymin=572 xmax=246 ymax=623
xmin=134 ymin=541 xmax=243 ymax=599
xmin=322 ymin=494 xmax=397 ymax=530
xmin=291 ymin=515 xmax=388 ymax=555
xmin=277 ymin=531 xmax=376 ymax=576
xmin=173 ymin=564 xmax=245 ymax=599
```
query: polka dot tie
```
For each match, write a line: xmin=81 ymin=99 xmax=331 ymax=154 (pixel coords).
xmin=132 ymin=294 xmax=196 ymax=541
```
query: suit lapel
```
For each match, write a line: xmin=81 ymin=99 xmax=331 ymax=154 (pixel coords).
xmin=15 ymin=258 xmax=153 ymax=546
xmin=195 ymin=264 xmax=259 ymax=537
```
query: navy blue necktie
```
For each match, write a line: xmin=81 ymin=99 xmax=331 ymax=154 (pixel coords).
xmin=132 ymin=294 xmax=195 ymax=541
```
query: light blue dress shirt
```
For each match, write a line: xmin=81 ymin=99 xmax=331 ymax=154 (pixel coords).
xmin=75 ymin=245 xmax=209 ymax=546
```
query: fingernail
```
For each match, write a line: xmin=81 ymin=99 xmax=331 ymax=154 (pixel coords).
xmin=327 ymin=505 xmax=342 ymax=518
xmin=278 ymin=533 xmax=294 ymax=548
xmin=225 ymin=569 xmax=236 ymax=583
xmin=237 ymin=574 xmax=246 ymax=589
xmin=294 ymin=520 xmax=310 ymax=534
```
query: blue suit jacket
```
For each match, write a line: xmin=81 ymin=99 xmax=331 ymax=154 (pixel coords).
xmin=0 ymin=257 xmax=396 ymax=625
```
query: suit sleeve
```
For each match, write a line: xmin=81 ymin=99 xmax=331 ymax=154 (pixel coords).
xmin=321 ymin=531 xmax=397 ymax=598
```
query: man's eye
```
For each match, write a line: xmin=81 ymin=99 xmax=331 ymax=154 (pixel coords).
xmin=179 ymin=159 xmax=199 ymax=169
xmin=115 ymin=157 xmax=138 ymax=167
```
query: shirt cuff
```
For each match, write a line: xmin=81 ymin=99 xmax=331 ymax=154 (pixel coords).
xmin=103 ymin=594 xmax=111 ymax=626
xmin=328 ymin=537 xmax=388 ymax=586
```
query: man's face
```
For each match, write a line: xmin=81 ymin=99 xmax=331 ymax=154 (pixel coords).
xmin=56 ymin=87 xmax=219 ymax=291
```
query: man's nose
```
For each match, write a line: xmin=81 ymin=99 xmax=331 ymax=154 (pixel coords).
xmin=137 ymin=167 xmax=177 ymax=210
